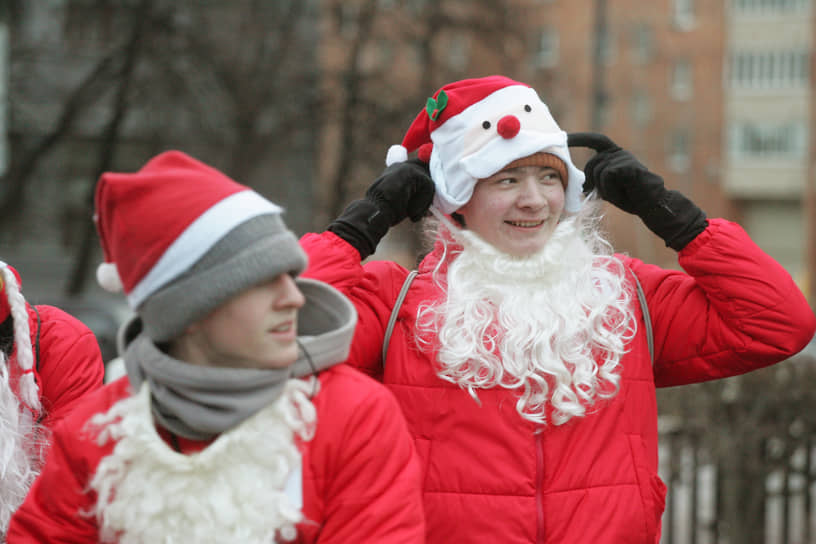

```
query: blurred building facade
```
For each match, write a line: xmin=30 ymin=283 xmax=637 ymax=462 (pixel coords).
xmin=318 ymin=0 xmax=812 ymax=302
xmin=1 ymin=0 xmax=813 ymax=302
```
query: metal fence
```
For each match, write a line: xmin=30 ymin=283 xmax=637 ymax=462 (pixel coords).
xmin=659 ymin=429 xmax=815 ymax=544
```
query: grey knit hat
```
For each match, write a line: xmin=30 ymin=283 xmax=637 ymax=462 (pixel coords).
xmin=94 ymin=150 xmax=307 ymax=342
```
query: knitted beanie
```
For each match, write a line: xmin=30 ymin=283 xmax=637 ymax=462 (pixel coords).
xmin=502 ymin=152 xmax=568 ymax=188
xmin=385 ymin=75 xmax=584 ymax=214
xmin=94 ymin=151 xmax=307 ymax=343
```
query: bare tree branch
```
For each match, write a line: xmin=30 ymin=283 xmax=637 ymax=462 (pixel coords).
xmin=66 ymin=0 xmax=153 ymax=296
xmin=0 ymin=50 xmax=119 ymax=231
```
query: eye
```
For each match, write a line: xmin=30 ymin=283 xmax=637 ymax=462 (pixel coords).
xmin=482 ymin=121 xmax=491 ymax=129
xmin=540 ymin=170 xmax=562 ymax=184
xmin=524 ymin=105 xmax=532 ymax=112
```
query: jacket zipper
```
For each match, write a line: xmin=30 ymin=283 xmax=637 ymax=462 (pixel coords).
xmin=536 ymin=433 xmax=545 ymax=543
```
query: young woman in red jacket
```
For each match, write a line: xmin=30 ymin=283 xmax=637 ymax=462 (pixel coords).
xmin=301 ymin=75 xmax=816 ymax=543
xmin=8 ymin=151 xmax=424 ymax=543
xmin=0 ymin=262 xmax=105 ymax=536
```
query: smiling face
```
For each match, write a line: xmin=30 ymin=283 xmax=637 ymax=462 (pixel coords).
xmin=456 ymin=165 xmax=566 ymax=257
xmin=179 ymin=273 xmax=306 ymax=369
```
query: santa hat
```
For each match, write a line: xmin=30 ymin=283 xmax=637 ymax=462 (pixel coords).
xmin=385 ymin=75 xmax=585 ymax=214
xmin=0 ymin=262 xmax=40 ymax=411
xmin=94 ymin=151 xmax=307 ymax=342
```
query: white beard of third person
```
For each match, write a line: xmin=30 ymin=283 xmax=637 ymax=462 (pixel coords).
xmin=417 ymin=212 xmax=636 ymax=425
xmin=0 ymin=352 xmax=43 ymax=533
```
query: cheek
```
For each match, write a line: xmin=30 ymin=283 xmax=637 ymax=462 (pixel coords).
xmin=547 ymin=187 xmax=566 ymax=210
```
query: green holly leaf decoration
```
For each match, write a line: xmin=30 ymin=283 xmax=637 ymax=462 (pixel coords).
xmin=425 ymin=90 xmax=449 ymax=121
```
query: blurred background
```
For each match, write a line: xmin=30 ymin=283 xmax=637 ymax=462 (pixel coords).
xmin=1 ymin=0 xmax=815 ymax=542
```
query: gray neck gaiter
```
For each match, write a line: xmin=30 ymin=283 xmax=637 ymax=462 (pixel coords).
xmin=122 ymin=278 xmax=357 ymax=441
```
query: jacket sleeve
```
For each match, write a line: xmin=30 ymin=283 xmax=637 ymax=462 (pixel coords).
xmin=7 ymin=419 xmax=100 ymax=543
xmin=628 ymin=218 xmax=816 ymax=387
xmin=312 ymin=370 xmax=425 ymax=543
xmin=34 ymin=307 xmax=105 ymax=428
xmin=301 ymin=231 xmax=408 ymax=381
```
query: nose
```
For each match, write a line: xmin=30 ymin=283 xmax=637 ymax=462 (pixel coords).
xmin=497 ymin=115 xmax=521 ymax=139
xmin=517 ymin=179 xmax=547 ymax=210
xmin=276 ymin=274 xmax=306 ymax=309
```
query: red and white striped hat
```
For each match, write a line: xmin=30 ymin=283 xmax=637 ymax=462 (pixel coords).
xmin=94 ymin=151 xmax=306 ymax=341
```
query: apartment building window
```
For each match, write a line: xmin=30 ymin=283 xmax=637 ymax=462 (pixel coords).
xmin=671 ymin=60 xmax=693 ymax=100
xmin=729 ymin=122 xmax=807 ymax=158
xmin=598 ymin=27 xmax=616 ymax=65
xmin=631 ymin=23 xmax=654 ymax=64
xmin=729 ymin=50 xmax=809 ymax=89
xmin=447 ymin=34 xmax=470 ymax=73
xmin=731 ymin=0 xmax=809 ymax=14
xmin=668 ymin=129 xmax=691 ymax=172
xmin=672 ymin=0 xmax=695 ymax=30
xmin=535 ymin=27 xmax=559 ymax=68
xmin=631 ymin=91 xmax=652 ymax=126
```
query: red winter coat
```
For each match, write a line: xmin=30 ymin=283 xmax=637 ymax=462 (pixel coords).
xmin=7 ymin=364 xmax=425 ymax=543
xmin=300 ymin=218 xmax=816 ymax=544
xmin=10 ymin=304 xmax=104 ymax=427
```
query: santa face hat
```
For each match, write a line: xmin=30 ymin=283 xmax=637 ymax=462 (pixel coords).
xmin=94 ymin=151 xmax=307 ymax=343
xmin=386 ymin=75 xmax=585 ymax=215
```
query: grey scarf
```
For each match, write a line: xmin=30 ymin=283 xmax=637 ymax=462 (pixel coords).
xmin=122 ymin=278 xmax=357 ymax=441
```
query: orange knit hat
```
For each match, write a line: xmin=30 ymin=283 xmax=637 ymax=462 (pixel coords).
xmin=501 ymin=152 xmax=568 ymax=188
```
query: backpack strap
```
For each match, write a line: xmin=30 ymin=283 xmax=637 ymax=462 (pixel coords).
xmin=382 ymin=270 xmax=418 ymax=368
xmin=630 ymin=271 xmax=654 ymax=365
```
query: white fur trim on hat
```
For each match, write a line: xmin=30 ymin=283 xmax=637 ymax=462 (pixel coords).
xmin=385 ymin=145 xmax=408 ymax=166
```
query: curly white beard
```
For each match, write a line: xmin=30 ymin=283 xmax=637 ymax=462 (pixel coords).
xmin=88 ymin=378 xmax=318 ymax=544
xmin=417 ymin=212 xmax=635 ymax=425
xmin=0 ymin=352 xmax=44 ymax=535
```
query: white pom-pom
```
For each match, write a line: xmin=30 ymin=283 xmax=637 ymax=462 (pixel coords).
xmin=385 ymin=144 xmax=408 ymax=166
xmin=279 ymin=525 xmax=297 ymax=542
xmin=96 ymin=262 xmax=123 ymax=292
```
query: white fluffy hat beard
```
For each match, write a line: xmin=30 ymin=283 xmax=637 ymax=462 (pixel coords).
xmin=0 ymin=352 xmax=44 ymax=534
xmin=88 ymin=378 xmax=318 ymax=544
xmin=419 ymin=212 xmax=634 ymax=425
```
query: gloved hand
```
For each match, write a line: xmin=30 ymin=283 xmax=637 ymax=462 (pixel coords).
xmin=568 ymin=132 xmax=708 ymax=251
xmin=328 ymin=159 xmax=435 ymax=259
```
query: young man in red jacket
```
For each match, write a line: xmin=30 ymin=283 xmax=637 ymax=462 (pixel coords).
xmin=8 ymin=151 xmax=424 ymax=543
xmin=301 ymin=75 xmax=816 ymax=543
xmin=0 ymin=262 xmax=104 ymax=536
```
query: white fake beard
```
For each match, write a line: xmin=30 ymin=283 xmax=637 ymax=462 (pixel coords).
xmin=417 ymin=214 xmax=635 ymax=426
xmin=88 ymin=378 xmax=318 ymax=544
xmin=0 ymin=353 xmax=44 ymax=534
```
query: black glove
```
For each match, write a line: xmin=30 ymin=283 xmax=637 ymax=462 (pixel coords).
xmin=568 ymin=132 xmax=708 ymax=251
xmin=328 ymin=159 xmax=435 ymax=259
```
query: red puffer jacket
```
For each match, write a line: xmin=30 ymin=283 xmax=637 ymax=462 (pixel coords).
xmin=7 ymin=364 xmax=425 ymax=543
xmin=9 ymin=304 xmax=104 ymax=427
xmin=300 ymin=218 xmax=816 ymax=544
